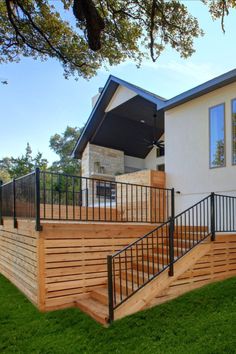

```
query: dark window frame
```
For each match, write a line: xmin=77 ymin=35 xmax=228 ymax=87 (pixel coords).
xmin=96 ymin=181 xmax=116 ymax=200
xmin=232 ymin=98 xmax=236 ymax=165
xmin=209 ymin=103 xmax=226 ymax=169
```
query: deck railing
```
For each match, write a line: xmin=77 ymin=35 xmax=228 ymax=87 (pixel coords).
xmin=0 ymin=168 xmax=174 ymax=229
xmin=107 ymin=193 xmax=236 ymax=322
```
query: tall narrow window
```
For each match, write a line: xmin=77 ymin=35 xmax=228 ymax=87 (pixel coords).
xmin=209 ymin=104 xmax=225 ymax=168
xmin=232 ymin=99 xmax=236 ymax=164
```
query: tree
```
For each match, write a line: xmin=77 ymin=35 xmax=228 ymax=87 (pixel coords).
xmin=0 ymin=143 xmax=48 ymax=179
xmin=0 ymin=168 xmax=11 ymax=183
xmin=49 ymin=126 xmax=82 ymax=175
xmin=212 ymin=139 xmax=225 ymax=167
xmin=1 ymin=0 xmax=234 ymax=79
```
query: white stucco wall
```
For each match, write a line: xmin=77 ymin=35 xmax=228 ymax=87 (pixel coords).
xmin=105 ymin=86 xmax=137 ymax=112
xmin=124 ymin=155 xmax=145 ymax=172
xmin=145 ymin=147 xmax=165 ymax=170
xmin=165 ymin=82 xmax=236 ymax=214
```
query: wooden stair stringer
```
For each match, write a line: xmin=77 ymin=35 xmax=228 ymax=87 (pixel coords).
xmin=114 ymin=239 xmax=212 ymax=321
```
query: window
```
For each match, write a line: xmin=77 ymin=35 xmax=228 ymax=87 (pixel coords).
xmin=157 ymin=164 xmax=165 ymax=172
xmin=209 ymin=104 xmax=225 ymax=168
xmin=232 ymin=99 xmax=236 ymax=164
xmin=96 ymin=181 xmax=116 ymax=200
xmin=156 ymin=146 xmax=165 ymax=158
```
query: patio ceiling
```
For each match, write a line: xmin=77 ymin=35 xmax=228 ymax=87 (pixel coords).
xmin=89 ymin=95 xmax=164 ymax=159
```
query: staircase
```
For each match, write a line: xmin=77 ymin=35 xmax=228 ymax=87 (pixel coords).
xmin=75 ymin=225 xmax=210 ymax=325
xmin=75 ymin=193 xmax=236 ymax=325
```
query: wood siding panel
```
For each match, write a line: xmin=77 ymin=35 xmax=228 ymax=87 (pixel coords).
xmin=0 ymin=219 xmax=38 ymax=305
xmin=42 ymin=222 xmax=156 ymax=311
xmin=146 ymin=234 xmax=236 ymax=309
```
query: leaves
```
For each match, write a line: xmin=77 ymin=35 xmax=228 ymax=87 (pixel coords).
xmin=0 ymin=0 xmax=204 ymax=78
xmin=0 ymin=143 xmax=48 ymax=180
xmin=49 ymin=125 xmax=82 ymax=175
xmin=0 ymin=126 xmax=81 ymax=182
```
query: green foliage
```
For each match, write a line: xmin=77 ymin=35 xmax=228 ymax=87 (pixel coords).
xmin=0 ymin=274 xmax=236 ymax=353
xmin=49 ymin=126 xmax=82 ymax=175
xmin=0 ymin=143 xmax=48 ymax=180
xmin=0 ymin=0 xmax=207 ymax=79
xmin=212 ymin=139 xmax=225 ymax=167
xmin=1 ymin=1 xmax=235 ymax=79
xmin=0 ymin=126 xmax=81 ymax=182
xmin=0 ymin=168 xmax=11 ymax=183
xmin=204 ymin=0 xmax=236 ymax=32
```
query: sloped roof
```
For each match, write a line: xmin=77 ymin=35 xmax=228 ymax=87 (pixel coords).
xmin=163 ymin=68 xmax=236 ymax=110
xmin=72 ymin=68 xmax=236 ymax=158
xmin=72 ymin=75 xmax=166 ymax=158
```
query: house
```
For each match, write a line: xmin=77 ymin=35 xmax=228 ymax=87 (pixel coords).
xmin=73 ymin=69 xmax=236 ymax=214
xmin=0 ymin=69 xmax=236 ymax=325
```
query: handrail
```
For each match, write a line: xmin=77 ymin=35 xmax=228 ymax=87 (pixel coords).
xmin=107 ymin=194 xmax=213 ymax=322
xmin=1 ymin=171 xmax=35 ymax=186
xmin=0 ymin=169 xmax=175 ymax=226
xmin=107 ymin=192 xmax=236 ymax=322
xmin=112 ymin=220 xmax=170 ymax=258
xmin=41 ymin=170 xmax=172 ymax=191
xmin=39 ymin=170 xmax=174 ymax=223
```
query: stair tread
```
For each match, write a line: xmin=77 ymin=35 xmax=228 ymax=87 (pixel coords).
xmin=90 ymin=286 xmax=108 ymax=305
xmin=75 ymin=296 xmax=108 ymax=324
xmin=92 ymin=286 xmax=108 ymax=296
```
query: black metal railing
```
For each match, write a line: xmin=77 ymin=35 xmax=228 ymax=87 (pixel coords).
xmin=39 ymin=170 xmax=173 ymax=223
xmin=107 ymin=192 xmax=236 ymax=322
xmin=0 ymin=171 xmax=36 ymax=228
xmin=0 ymin=169 xmax=174 ymax=228
xmin=215 ymin=193 xmax=236 ymax=232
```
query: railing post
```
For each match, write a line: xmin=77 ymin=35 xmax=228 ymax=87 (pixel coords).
xmin=13 ymin=178 xmax=17 ymax=228
xmin=168 ymin=188 xmax=175 ymax=276
xmin=0 ymin=180 xmax=3 ymax=225
xmin=107 ymin=255 xmax=114 ymax=323
xmin=168 ymin=217 xmax=174 ymax=276
xmin=210 ymin=192 xmax=216 ymax=241
xmin=171 ymin=188 xmax=175 ymax=219
xmin=35 ymin=167 xmax=42 ymax=231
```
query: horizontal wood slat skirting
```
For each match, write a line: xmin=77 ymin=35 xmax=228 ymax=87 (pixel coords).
xmin=0 ymin=219 xmax=39 ymax=306
xmin=144 ymin=234 xmax=236 ymax=310
xmin=41 ymin=222 xmax=157 ymax=311
xmin=1 ymin=216 xmax=236 ymax=321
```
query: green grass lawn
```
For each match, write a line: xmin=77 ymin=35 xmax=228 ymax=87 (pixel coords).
xmin=1 ymin=275 xmax=236 ymax=354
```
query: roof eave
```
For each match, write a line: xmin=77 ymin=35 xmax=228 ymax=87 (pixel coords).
xmin=72 ymin=75 xmax=166 ymax=158
xmin=162 ymin=68 xmax=236 ymax=111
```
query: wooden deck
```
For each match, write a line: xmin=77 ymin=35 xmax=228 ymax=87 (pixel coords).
xmin=0 ymin=218 xmax=236 ymax=325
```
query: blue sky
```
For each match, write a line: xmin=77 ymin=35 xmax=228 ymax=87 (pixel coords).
xmin=0 ymin=0 xmax=236 ymax=163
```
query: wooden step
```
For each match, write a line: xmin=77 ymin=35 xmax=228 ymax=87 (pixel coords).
xmin=75 ymin=296 xmax=109 ymax=325
xmin=153 ymin=245 xmax=187 ymax=256
xmin=121 ymin=268 xmax=152 ymax=284
xmin=90 ymin=286 xmax=108 ymax=305
xmin=132 ymin=259 xmax=166 ymax=274
xmin=114 ymin=277 xmax=139 ymax=296
xmin=142 ymin=251 xmax=168 ymax=264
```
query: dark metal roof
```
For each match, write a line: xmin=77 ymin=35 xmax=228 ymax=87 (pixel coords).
xmin=162 ymin=68 xmax=236 ymax=110
xmin=72 ymin=75 xmax=166 ymax=158
xmin=89 ymin=96 xmax=164 ymax=158
xmin=72 ymin=68 xmax=236 ymax=159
